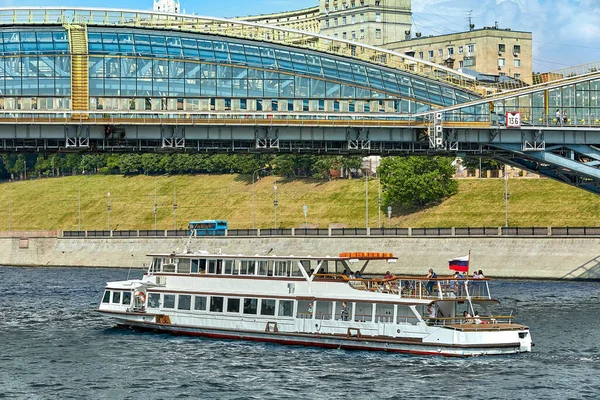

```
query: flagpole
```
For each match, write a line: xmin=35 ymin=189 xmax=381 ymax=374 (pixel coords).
xmin=468 ymin=250 xmax=471 ymax=276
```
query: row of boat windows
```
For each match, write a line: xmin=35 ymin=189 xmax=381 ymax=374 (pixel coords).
xmin=102 ymin=290 xmax=443 ymax=323
xmin=151 ymin=257 xmax=344 ymax=277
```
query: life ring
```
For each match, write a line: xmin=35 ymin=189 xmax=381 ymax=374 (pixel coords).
xmin=135 ymin=291 xmax=146 ymax=303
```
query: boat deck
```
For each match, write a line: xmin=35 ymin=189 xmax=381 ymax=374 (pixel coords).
xmin=446 ymin=323 xmax=528 ymax=332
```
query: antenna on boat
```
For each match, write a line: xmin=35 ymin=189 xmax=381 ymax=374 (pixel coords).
xmin=183 ymin=229 xmax=194 ymax=253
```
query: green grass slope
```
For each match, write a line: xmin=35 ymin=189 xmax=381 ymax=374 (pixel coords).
xmin=0 ymin=175 xmax=599 ymax=231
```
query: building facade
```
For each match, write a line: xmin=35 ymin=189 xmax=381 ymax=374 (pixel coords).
xmin=384 ymin=27 xmax=533 ymax=85
xmin=153 ymin=0 xmax=181 ymax=14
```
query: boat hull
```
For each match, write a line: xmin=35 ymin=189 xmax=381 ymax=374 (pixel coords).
xmin=115 ymin=318 xmax=527 ymax=358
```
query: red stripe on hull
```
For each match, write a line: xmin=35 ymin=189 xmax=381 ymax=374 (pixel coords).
xmin=117 ymin=323 xmax=470 ymax=358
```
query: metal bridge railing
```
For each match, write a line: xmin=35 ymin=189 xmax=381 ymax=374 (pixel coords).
xmin=59 ymin=226 xmax=600 ymax=238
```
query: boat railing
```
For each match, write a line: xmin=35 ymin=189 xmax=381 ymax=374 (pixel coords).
xmin=347 ymin=277 xmax=491 ymax=300
xmin=425 ymin=315 xmax=515 ymax=327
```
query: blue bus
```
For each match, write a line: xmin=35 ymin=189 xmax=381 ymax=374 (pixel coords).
xmin=189 ymin=220 xmax=228 ymax=236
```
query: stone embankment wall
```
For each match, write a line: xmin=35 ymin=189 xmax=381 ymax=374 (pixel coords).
xmin=1 ymin=236 xmax=599 ymax=280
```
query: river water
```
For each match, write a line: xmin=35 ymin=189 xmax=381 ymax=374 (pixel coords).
xmin=0 ymin=266 xmax=598 ymax=399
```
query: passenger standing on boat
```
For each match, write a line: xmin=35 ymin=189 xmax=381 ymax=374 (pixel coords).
xmin=384 ymin=271 xmax=394 ymax=279
xmin=341 ymin=302 xmax=349 ymax=321
xmin=462 ymin=310 xmax=473 ymax=324
xmin=425 ymin=269 xmax=437 ymax=294
xmin=354 ymin=270 xmax=362 ymax=279
xmin=308 ymin=302 xmax=313 ymax=314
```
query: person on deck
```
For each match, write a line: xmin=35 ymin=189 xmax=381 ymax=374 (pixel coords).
xmin=425 ymin=268 xmax=437 ymax=294
xmin=341 ymin=302 xmax=349 ymax=321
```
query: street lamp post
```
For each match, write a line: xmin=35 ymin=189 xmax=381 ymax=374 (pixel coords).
xmin=252 ymin=168 xmax=266 ymax=230
xmin=8 ymin=181 xmax=12 ymax=231
xmin=107 ymin=191 xmax=111 ymax=231
xmin=365 ymin=171 xmax=369 ymax=229
xmin=387 ymin=206 xmax=392 ymax=227
xmin=303 ymin=205 xmax=308 ymax=228
xmin=153 ymin=180 xmax=157 ymax=231
xmin=173 ymin=183 xmax=178 ymax=230
xmin=273 ymin=184 xmax=278 ymax=229
xmin=504 ymin=170 xmax=509 ymax=228
xmin=377 ymin=172 xmax=382 ymax=229
xmin=78 ymin=183 xmax=81 ymax=231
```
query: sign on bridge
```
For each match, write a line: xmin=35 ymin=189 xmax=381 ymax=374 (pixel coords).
xmin=506 ymin=111 xmax=521 ymax=128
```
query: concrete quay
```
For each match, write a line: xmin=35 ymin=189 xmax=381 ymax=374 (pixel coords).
xmin=1 ymin=236 xmax=599 ymax=280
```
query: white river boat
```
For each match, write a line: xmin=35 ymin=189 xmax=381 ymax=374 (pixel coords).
xmin=98 ymin=250 xmax=533 ymax=357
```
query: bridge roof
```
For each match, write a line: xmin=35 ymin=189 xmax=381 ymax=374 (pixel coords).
xmin=0 ymin=6 xmax=479 ymax=94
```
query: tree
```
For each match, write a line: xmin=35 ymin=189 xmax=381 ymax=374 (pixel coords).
xmin=379 ymin=156 xmax=458 ymax=208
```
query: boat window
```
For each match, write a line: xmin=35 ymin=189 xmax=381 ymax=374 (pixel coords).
xmin=334 ymin=301 xmax=350 ymax=320
xmin=397 ymin=305 xmax=418 ymax=324
xmin=178 ymin=295 xmax=191 ymax=310
xmin=291 ymin=263 xmax=303 ymax=277
xmin=261 ymin=299 xmax=276 ymax=315
xmin=207 ymin=260 xmax=217 ymax=274
xmin=296 ymin=300 xmax=313 ymax=318
xmin=194 ymin=295 xmax=207 ymax=311
xmin=112 ymin=291 xmax=122 ymax=304
xmin=191 ymin=259 xmax=199 ymax=273
xmin=148 ymin=293 xmax=160 ymax=308
xmin=122 ymin=291 xmax=132 ymax=306
xmin=274 ymin=260 xmax=290 ymax=277
xmin=376 ymin=304 xmax=394 ymax=323
xmin=320 ymin=261 xmax=329 ymax=274
xmin=240 ymin=260 xmax=256 ymax=275
xmin=152 ymin=258 xmax=162 ymax=273
xmin=257 ymin=260 xmax=270 ymax=276
xmin=224 ymin=260 xmax=234 ymax=274
xmin=102 ymin=290 xmax=111 ymax=303
xmin=315 ymin=301 xmax=333 ymax=320
xmin=199 ymin=259 xmax=207 ymax=273
xmin=278 ymin=300 xmax=294 ymax=317
xmin=226 ymin=298 xmax=240 ymax=313
xmin=355 ymin=302 xmax=373 ymax=322
xmin=163 ymin=294 xmax=176 ymax=309
xmin=210 ymin=296 xmax=224 ymax=312
xmin=178 ymin=259 xmax=191 ymax=274
xmin=163 ymin=263 xmax=176 ymax=273
xmin=243 ymin=298 xmax=258 ymax=314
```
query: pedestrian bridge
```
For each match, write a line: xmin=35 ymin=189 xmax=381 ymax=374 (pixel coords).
xmin=1 ymin=7 xmax=600 ymax=193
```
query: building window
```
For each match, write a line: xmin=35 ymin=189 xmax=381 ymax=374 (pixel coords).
xmin=351 ymin=15 xmax=355 ymax=23
xmin=360 ymin=29 xmax=365 ymax=39
xmin=438 ymin=49 xmax=443 ymax=57
xmin=334 ymin=5 xmax=338 ymax=11
xmin=375 ymin=29 xmax=381 ymax=39
xmin=375 ymin=12 xmax=381 ymax=22
xmin=498 ymin=58 xmax=505 ymax=67
xmin=351 ymin=30 xmax=356 ymax=39
xmin=342 ymin=16 xmax=347 ymax=24
xmin=458 ymin=60 xmax=464 ymax=68
xmin=334 ymin=33 xmax=339 ymax=38
xmin=458 ymin=46 xmax=464 ymax=54
xmin=428 ymin=50 xmax=434 ymax=58
xmin=334 ymin=18 xmax=338 ymax=26
xmin=375 ymin=0 xmax=381 ymax=5
xmin=360 ymin=13 xmax=364 ymax=22
xmin=467 ymin=44 xmax=475 ymax=53
xmin=514 ymin=59 xmax=521 ymax=67
xmin=499 ymin=72 xmax=506 ymax=76
xmin=419 ymin=51 xmax=424 ymax=59
xmin=513 ymin=44 xmax=521 ymax=54
xmin=514 ymin=73 xmax=521 ymax=79
xmin=498 ymin=43 xmax=505 ymax=53
xmin=448 ymin=47 xmax=454 ymax=56
xmin=464 ymin=56 xmax=475 ymax=67
xmin=342 ymin=32 xmax=347 ymax=39
xmin=325 ymin=19 xmax=330 ymax=28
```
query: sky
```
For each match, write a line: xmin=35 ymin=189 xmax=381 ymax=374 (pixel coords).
xmin=0 ymin=0 xmax=598 ymax=72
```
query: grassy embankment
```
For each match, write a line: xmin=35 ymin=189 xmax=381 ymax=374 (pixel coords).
xmin=0 ymin=174 xmax=599 ymax=231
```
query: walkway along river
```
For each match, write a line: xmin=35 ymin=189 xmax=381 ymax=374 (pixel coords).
xmin=1 ymin=235 xmax=599 ymax=280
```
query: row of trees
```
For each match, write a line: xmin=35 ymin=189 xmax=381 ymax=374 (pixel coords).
xmin=0 ymin=153 xmax=364 ymax=181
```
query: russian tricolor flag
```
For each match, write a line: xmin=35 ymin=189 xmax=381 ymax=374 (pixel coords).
xmin=448 ymin=255 xmax=469 ymax=273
